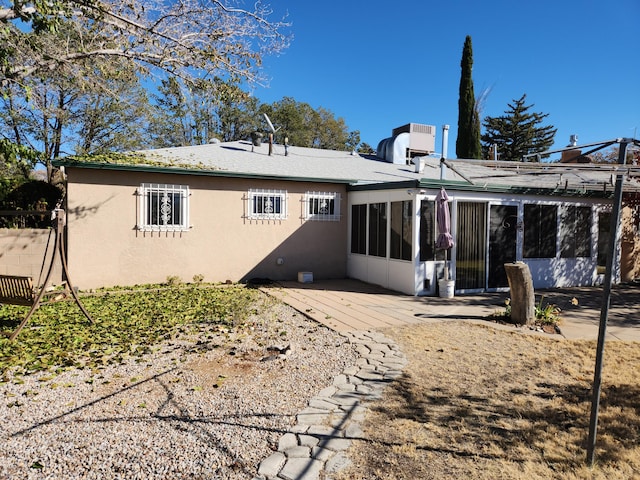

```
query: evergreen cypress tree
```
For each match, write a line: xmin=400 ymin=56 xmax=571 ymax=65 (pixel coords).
xmin=456 ymin=36 xmax=482 ymax=159
xmin=482 ymin=94 xmax=557 ymax=161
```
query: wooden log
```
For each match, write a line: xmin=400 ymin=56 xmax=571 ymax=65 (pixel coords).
xmin=504 ymin=262 xmax=535 ymax=325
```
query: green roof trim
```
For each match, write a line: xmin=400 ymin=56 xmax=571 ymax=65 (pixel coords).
xmin=54 ymin=158 xmax=355 ymax=185
xmin=347 ymin=180 xmax=419 ymax=191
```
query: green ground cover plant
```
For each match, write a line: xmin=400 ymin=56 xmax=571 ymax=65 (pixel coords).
xmin=0 ymin=283 xmax=260 ymax=378
xmin=490 ymin=295 xmax=568 ymax=327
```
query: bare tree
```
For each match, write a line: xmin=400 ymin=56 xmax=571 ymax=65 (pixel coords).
xmin=0 ymin=0 xmax=289 ymax=180
xmin=0 ymin=21 xmax=158 ymax=179
xmin=0 ymin=0 xmax=291 ymax=88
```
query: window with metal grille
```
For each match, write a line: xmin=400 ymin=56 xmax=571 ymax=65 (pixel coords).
xmin=304 ymin=192 xmax=341 ymax=221
xmin=138 ymin=183 xmax=190 ymax=231
xmin=248 ymin=189 xmax=287 ymax=220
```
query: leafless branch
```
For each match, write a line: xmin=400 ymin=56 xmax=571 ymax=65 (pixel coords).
xmin=1 ymin=0 xmax=291 ymax=88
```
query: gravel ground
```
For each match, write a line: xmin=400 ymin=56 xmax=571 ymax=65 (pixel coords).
xmin=0 ymin=300 xmax=357 ymax=479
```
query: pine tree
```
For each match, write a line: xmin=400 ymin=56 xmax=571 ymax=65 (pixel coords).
xmin=456 ymin=36 xmax=482 ymax=159
xmin=482 ymin=94 xmax=557 ymax=161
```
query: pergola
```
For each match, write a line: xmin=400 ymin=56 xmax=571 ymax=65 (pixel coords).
xmin=449 ymin=137 xmax=640 ymax=466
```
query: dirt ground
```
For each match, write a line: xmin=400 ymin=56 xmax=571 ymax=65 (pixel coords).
xmin=333 ymin=321 xmax=640 ymax=480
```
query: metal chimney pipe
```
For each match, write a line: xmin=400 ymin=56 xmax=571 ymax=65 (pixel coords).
xmin=569 ymin=134 xmax=578 ymax=147
xmin=440 ymin=124 xmax=450 ymax=180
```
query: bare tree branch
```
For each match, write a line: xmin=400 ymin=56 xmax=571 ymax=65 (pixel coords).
xmin=0 ymin=0 xmax=291 ymax=88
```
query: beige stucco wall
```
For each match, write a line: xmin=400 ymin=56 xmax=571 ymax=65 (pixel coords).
xmin=64 ymin=168 xmax=348 ymax=289
xmin=0 ymin=228 xmax=63 ymax=284
xmin=620 ymin=205 xmax=640 ymax=282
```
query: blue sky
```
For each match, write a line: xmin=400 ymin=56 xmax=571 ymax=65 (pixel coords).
xmin=251 ymin=0 xmax=639 ymax=157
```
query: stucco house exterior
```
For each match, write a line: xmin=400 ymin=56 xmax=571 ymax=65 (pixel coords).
xmin=50 ymin=125 xmax=638 ymax=296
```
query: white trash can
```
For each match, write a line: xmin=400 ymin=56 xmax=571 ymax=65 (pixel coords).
xmin=438 ymin=279 xmax=455 ymax=298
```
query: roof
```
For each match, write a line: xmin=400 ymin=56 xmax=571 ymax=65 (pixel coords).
xmin=54 ymin=140 xmax=640 ymax=197
xmin=55 ymin=140 xmax=451 ymax=185
xmin=140 ymin=140 xmax=436 ymax=184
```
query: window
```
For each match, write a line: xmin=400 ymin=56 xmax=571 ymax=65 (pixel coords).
xmin=560 ymin=205 xmax=592 ymax=258
xmin=351 ymin=204 xmax=367 ymax=254
xmin=523 ymin=204 xmax=557 ymax=258
xmin=390 ymin=200 xmax=413 ymax=261
xmin=138 ymin=183 xmax=189 ymax=232
xmin=248 ymin=189 xmax=287 ymax=220
xmin=419 ymin=200 xmax=435 ymax=261
xmin=304 ymin=192 xmax=341 ymax=221
xmin=597 ymin=211 xmax=611 ymax=270
xmin=368 ymin=202 xmax=387 ymax=257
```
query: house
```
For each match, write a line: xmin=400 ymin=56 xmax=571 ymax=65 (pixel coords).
xmin=50 ymin=124 xmax=639 ymax=295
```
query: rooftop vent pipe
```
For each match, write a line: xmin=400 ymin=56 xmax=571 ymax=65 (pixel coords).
xmin=569 ymin=134 xmax=578 ymax=147
xmin=440 ymin=124 xmax=449 ymax=180
xmin=561 ymin=134 xmax=582 ymax=163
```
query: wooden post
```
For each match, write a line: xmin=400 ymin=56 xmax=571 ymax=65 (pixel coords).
xmin=504 ymin=262 xmax=535 ymax=325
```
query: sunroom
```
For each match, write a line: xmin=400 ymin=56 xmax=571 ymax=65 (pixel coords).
xmin=346 ymin=179 xmax=612 ymax=296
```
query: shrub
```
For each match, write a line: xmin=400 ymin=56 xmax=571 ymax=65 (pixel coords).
xmin=535 ymin=296 xmax=561 ymax=325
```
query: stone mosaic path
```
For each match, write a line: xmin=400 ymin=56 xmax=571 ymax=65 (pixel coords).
xmin=254 ymin=330 xmax=407 ymax=480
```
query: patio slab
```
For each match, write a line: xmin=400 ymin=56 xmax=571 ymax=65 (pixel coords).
xmin=262 ymin=279 xmax=640 ymax=342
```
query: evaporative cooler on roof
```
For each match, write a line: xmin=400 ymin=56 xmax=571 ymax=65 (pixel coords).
xmin=392 ymin=123 xmax=436 ymax=155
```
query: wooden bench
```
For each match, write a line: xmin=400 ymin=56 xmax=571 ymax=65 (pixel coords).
xmin=0 ymin=275 xmax=37 ymax=307
xmin=1 ymin=274 xmax=73 ymax=341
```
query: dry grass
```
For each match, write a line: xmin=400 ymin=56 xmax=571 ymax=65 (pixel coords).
xmin=335 ymin=322 xmax=640 ymax=480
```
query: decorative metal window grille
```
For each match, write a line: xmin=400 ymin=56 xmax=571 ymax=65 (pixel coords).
xmin=248 ymin=189 xmax=288 ymax=220
xmin=138 ymin=183 xmax=190 ymax=231
xmin=304 ymin=192 xmax=341 ymax=221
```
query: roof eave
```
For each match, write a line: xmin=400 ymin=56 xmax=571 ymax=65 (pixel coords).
xmin=54 ymin=160 xmax=356 ymax=185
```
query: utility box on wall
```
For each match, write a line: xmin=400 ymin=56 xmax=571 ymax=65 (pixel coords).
xmin=297 ymin=271 xmax=313 ymax=283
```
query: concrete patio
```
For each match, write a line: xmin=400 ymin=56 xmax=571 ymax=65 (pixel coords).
xmin=262 ymin=278 xmax=640 ymax=342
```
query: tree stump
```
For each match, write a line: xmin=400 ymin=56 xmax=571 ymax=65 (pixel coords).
xmin=504 ymin=262 xmax=535 ymax=325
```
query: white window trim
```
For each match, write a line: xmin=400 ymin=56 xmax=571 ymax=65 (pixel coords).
xmin=247 ymin=189 xmax=288 ymax=220
xmin=138 ymin=183 xmax=190 ymax=232
xmin=304 ymin=191 xmax=341 ymax=221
